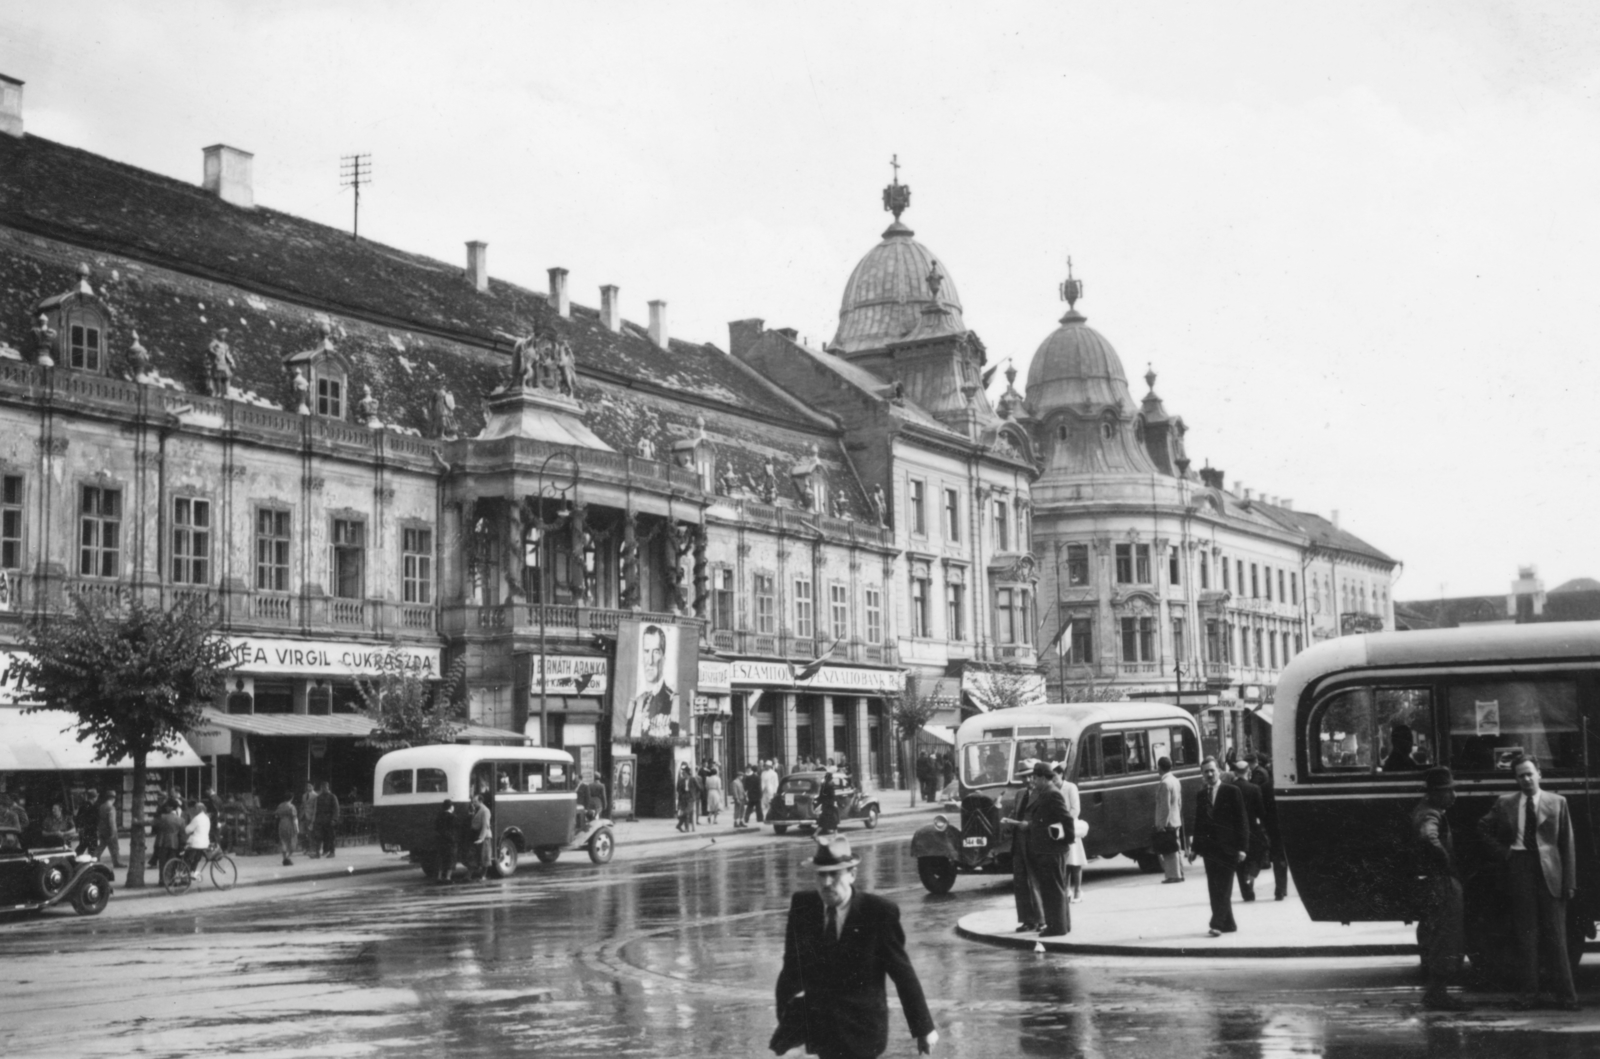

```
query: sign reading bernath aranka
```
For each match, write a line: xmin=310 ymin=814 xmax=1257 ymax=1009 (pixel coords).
xmin=227 ymin=637 xmax=440 ymax=677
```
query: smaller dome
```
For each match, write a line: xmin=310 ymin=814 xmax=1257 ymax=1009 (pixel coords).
xmin=1024 ymin=309 xmax=1136 ymax=416
xmin=832 ymin=220 xmax=966 ymax=354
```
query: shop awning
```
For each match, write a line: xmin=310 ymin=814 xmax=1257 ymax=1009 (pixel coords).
xmin=1252 ymin=702 xmax=1275 ymax=727
xmin=0 ymin=708 xmax=205 ymax=770
xmin=919 ymin=724 xmax=955 ymax=745
xmin=197 ymin=708 xmax=528 ymax=744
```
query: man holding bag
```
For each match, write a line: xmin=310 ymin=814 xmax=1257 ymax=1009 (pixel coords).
xmin=1010 ymin=760 xmax=1074 ymax=937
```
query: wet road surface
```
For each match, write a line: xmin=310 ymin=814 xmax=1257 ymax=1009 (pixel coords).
xmin=4 ymin=822 xmax=1600 ymax=1059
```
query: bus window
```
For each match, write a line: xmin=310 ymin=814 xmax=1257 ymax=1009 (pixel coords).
xmin=381 ymin=769 xmax=414 ymax=795
xmin=495 ymin=763 xmax=523 ymax=792
xmin=1124 ymin=731 xmax=1151 ymax=773
xmin=963 ymin=741 xmax=1012 ymax=786
xmin=1170 ymin=726 xmax=1198 ymax=766
xmin=548 ymin=762 xmax=568 ymax=788
xmin=1447 ymin=679 xmax=1580 ymax=773
xmin=1079 ymin=730 xmax=1102 ymax=778
xmin=1148 ymin=728 xmax=1172 ymax=765
xmin=1101 ymin=732 xmax=1126 ymax=775
xmin=471 ymin=763 xmax=494 ymax=797
xmin=1015 ymin=736 xmax=1070 ymax=767
xmin=523 ymin=763 xmax=546 ymax=791
xmin=416 ymin=769 xmax=448 ymax=794
xmin=1311 ymin=686 xmax=1433 ymax=773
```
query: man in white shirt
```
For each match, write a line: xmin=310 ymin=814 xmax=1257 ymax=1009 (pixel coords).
xmin=760 ymin=760 xmax=780 ymax=822
xmin=1154 ymin=756 xmax=1185 ymax=882
xmin=182 ymin=800 xmax=211 ymax=871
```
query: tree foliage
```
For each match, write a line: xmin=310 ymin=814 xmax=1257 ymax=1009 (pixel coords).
xmin=966 ymin=663 xmax=1047 ymax=713
xmin=356 ymin=654 xmax=469 ymax=750
xmin=13 ymin=592 xmax=234 ymax=889
xmin=885 ymin=674 xmax=946 ymax=806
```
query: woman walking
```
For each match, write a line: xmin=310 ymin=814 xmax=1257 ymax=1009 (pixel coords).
xmin=1054 ymin=763 xmax=1087 ymax=902
xmin=275 ymin=792 xmax=299 ymax=866
xmin=703 ymin=762 xmax=724 ymax=826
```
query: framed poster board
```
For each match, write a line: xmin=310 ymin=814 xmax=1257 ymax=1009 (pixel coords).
xmin=612 ymin=755 xmax=637 ymax=819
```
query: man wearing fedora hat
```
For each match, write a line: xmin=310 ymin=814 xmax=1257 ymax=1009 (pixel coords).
xmin=774 ymin=835 xmax=937 ymax=1058
xmin=1412 ymin=765 xmax=1468 ymax=1010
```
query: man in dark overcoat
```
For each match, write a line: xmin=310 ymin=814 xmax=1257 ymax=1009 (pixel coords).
xmin=1002 ymin=764 xmax=1042 ymax=931
xmin=1245 ymin=752 xmax=1288 ymax=900
xmin=1413 ymin=766 xmax=1468 ymax=1010
xmin=1226 ymin=759 xmax=1270 ymax=901
xmin=1005 ymin=760 xmax=1074 ymax=937
xmin=774 ymin=836 xmax=937 ymax=1059
xmin=1188 ymin=757 xmax=1248 ymax=936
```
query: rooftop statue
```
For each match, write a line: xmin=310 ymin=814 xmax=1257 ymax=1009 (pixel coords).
xmin=206 ymin=328 xmax=235 ymax=397
xmin=32 ymin=314 xmax=56 ymax=368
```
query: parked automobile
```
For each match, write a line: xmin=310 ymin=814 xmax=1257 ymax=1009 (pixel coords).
xmin=0 ymin=826 xmax=114 ymax=917
xmin=766 ymin=771 xmax=880 ymax=834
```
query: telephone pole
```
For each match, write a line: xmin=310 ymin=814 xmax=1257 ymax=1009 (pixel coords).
xmin=339 ymin=154 xmax=372 ymax=239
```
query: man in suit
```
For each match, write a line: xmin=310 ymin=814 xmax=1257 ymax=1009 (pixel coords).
xmin=1476 ymin=753 xmax=1579 ymax=1010
xmin=1188 ymin=757 xmax=1248 ymax=936
xmin=627 ymin=624 xmax=679 ymax=738
xmin=1413 ymin=766 xmax=1469 ymax=1010
xmin=1004 ymin=760 xmax=1074 ymax=937
xmin=1246 ymin=752 xmax=1289 ymax=901
xmin=774 ymin=836 xmax=937 ymax=1059
xmin=1227 ymin=759 xmax=1270 ymax=901
xmin=1002 ymin=760 xmax=1042 ymax=931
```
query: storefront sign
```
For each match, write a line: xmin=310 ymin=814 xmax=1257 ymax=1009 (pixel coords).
xmin=533 ymin=655 xmax=609 ymax=695
xmin=187 ymin=719 xmax=232 ymax=757
xmin=227 ymin=637 xmax=440 ymax=677
xmin=698 ymin=660 xmax=731 ymax=693
xmin=730 ymin=660 xmax=904 ymax=693
xmin=612 ymin=755 xmax=636 ymax=817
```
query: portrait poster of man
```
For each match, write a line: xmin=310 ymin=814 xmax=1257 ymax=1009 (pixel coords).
xmin=614 ymin=619 xmax=693 ymax=740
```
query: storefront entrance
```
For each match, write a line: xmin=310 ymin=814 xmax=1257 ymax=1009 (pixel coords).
xmin=634 ymin=745 xmax=677 ymax=818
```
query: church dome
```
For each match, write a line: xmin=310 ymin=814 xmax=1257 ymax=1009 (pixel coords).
xmin=832 ymin=208 xmax=965 ymax=354
xmin=1024 ymin=308 xmax=1135 ymax=416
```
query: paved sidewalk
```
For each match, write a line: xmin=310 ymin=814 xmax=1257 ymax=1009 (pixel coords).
xmin=103 ymin=796 xmax=939 ymax=903
xmin=957 ymin=871 xmax=1421 ymax=958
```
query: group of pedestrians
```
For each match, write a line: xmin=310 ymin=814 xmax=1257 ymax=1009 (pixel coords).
xmin=291 ymin=781 xmax=341 ymax=861
xmin=1000 ymin=760 xmax=1083 ymax=937
xmin=914 ymin=749 xmax=954 ymax=803
xmin=429 ymin=789 xmax=494 ymax=883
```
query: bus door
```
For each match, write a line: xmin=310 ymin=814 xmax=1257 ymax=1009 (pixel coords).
xmin=1096 ymin=727 xmax=1158 ymax=853
xmin=492 ymin=760 xmax=575 ymax=848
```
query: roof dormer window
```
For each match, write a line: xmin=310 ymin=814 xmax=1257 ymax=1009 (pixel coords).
xmin=68 ymin=310 xmax=105 ymax=372
xmin=284 ymin=321 xmax=353 ymax=421
xmin=34 ymin=265 xmax=112 ymax=375
xmin=316 ymin=372 xmax=344 ymax=419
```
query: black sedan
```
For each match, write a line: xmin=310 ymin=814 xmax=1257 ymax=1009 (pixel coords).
xmin=0 ymin=824 xmax=113 ymax=917
xmin=766 ymin=771 xmax=880 ymax=834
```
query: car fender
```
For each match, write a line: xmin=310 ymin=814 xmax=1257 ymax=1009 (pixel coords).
xmin=498 ymin=826 xmax=527 ymax=852
xmin=48 ymin=861 xmax=114 ymax=910
xmin=910 ymin=822 xmax=958 ymax=860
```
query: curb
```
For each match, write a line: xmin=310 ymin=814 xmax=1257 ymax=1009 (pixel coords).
xmin=954 ymin=920 xmax=1417 ymax=959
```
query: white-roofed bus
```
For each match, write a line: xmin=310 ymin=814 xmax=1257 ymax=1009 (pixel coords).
xmin=1274 ymin=621 xmax=1600 ymax=977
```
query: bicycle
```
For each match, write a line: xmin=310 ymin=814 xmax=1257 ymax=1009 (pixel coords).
xmin=161 ymin=845 xmax=238 ymax=895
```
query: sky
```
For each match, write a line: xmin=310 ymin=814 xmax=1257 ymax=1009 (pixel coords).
xmin=5 ymin=1 xmax=1599 ymax=600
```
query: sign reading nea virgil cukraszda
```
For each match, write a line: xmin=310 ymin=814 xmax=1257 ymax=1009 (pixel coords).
xmin=613 ymin=619 xmax=696 ymax=740
xmin=227 ymin=637 xmax=440 ymax=677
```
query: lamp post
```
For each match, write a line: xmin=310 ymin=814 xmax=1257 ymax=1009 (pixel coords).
xmin=531 ymin=449 xmax=579 ymax=747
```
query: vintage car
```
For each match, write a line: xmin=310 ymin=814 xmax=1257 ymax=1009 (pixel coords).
xmin=766 ymin=771 xmax=880 ymax=834
xmin=0 ymin=825 xmax=114 ymax=917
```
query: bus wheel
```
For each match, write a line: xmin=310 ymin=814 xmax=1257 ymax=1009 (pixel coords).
xmin=533 ymin=846 xmax=561 ymax=864
xmin=918 ymin=856 xmax=957 ymax=895
xmin=492 ymin=839 xmax=520 ymax=878
xmin=1131 ymin=851 xmax=1163 ymax=874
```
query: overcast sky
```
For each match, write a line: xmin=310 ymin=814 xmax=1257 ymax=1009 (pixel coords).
xmin=7 ymin=1 xmax=1598 ymax=599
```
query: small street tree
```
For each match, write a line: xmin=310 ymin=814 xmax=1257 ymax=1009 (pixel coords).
xmin=12 ymin=592 xmax=234 ymax=889
xmin=966 ymin=663 xmax=1047 ymax=713
xmin=356 ymin=654 xmax=469 ymax=751
xmin=886 ymin=674 xmax=943 ymax=807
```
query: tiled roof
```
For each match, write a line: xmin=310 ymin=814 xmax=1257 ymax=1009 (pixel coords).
xmin=1253 ymin=502 xmax=1395 ymax=565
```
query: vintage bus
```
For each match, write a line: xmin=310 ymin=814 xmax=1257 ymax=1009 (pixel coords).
xmin=1274 ymin=622 xmax=1600 ymax=972
xmin=909 ymin=701 xmax=1204 ymax=893
xmin=373 ymin=745 xmax=610 ymax=879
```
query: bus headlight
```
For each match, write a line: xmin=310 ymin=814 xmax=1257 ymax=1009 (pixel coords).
xmin=933 ymin=815 xmax=949 ymax=833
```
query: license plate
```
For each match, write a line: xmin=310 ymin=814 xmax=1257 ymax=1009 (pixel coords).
xmin=784 ymin=794 xmax=795 ymax=806
xmin=963 ymin=836 xmax=987 ymax=848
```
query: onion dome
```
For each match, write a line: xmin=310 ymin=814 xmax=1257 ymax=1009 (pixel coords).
xmin=1023 ymin=259 xmax=1135 ymax=417
xmin=831 ymin=166 xmax=965 ymax=354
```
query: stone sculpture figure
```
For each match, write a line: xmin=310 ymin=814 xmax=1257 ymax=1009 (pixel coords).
xmin=637 ymin=437 xmax=657 ymax=461
xmin=206 ymin=329 xmax=235 ymax=397
xmin=719 ymin=461 xmax=740 ymax=496
xmin=126 ymin=330 xmax=152 ymax=382
xmin=291 ymin=367 xmax=310 ymax=414
xmin=429 ymin=386 xmax=458 ymax=439
xmin=32 ymin=314 xmax=57 ymax=367
xmin=358 ymin=384 xmax=380 ymax=427
xmin=870 ymin=484 xmax=888 ymax=526
xmin=555 ymin=338 xmax=578 ymax=396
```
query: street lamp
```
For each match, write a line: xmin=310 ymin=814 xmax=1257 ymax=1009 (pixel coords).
xmin=531 ymin=449 xmax=579 ymax=747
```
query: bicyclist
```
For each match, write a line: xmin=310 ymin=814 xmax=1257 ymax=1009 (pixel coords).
xmin=182 ymin=799 xmax=212 ymax=870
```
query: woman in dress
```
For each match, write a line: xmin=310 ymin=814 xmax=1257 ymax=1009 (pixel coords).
xmin=703 ymin=761 xmax=723 ymax=826
xmin=1053 ymin=763 xmax=1087 ymax=902
xmin=275 ymin=792 xmax=299 ymax=867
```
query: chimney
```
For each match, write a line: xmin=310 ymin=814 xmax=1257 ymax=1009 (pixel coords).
xmin=600 ymin=285 xmax=621 ymax=332
xmin=648 ymin=300 xmax=668 ymax=349
xmin=1331 ymin=509 xmax=1340 ymax=529
xmin=202 ymin=144 xmax=254 ymax=208
xmin=0 ymin=75 xmax=22 ymax=138
xmin=1198 ymin=466 xmax=1224 ymax=490
xmin=465 ymin=241 xmax=488 ymax=293
xmin=548 ymin=267 xmax=570 ymax=317
xmin=728 ymin=318 xmax=765 ymax=361
xmin=1282 ymin=498 xmax=1293 ymax=511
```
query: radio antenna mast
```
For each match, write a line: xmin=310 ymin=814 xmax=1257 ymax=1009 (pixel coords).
xmin=339 ymin=154 xmax=372 ymax=239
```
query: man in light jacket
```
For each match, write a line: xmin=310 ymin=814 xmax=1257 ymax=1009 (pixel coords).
xmin=760 ymin=760 xmax=780 ymax=822
xmin=1154 ymin=756 xmax=1185 ymax=883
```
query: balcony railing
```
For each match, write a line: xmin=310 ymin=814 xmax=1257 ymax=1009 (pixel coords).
xmin=330 ymin=599 xmax=367 ymax=626
xmin=251 ymin=593 xmax=295 ymax=623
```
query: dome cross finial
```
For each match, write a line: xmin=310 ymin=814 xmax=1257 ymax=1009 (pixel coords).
xmin=1059 ymin=255 xmax=1083 ymax=311
xmin=882 ymin=154 xmax=911 ymax=221
xmin=1145 ymin=363 xmax=1157 ymax=393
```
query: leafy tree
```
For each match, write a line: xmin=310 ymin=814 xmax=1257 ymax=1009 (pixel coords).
xmin=886 ymin=674 xmax=944 ymax=807
xmin=12 ymin=593 xmax=234 ymax=889
xmin=1054 ymin=665 xmax=1128 ymax=703
xmin=966 ymin=663 xmax=1047 ymax=713
xmin=356 ymin=654 xmax=469 ymax=750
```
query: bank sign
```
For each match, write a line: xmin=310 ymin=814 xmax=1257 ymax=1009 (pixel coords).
xmin=228 ymin=637 xmax=441 ymax=677
xmin=730 ymin=660 xmax=905 ymax=693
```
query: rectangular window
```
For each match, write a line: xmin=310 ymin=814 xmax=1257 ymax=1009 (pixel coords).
xmin=1447 ymin=679 xmax=1584 ymax=773
xmin=402 ymin=527 xmax=433 ymax=604
xmin=1066 ymin=617 xmax=1093 ymax=665
xmin=1222 ymin=555 xmax=1231 ymax=593
xmin=946 ymin=583 xmax=964 ymax=641
xmin=255 ymin=508 xmax=291 ymax=592
xmin=993 ymin=500 xmax=1009 ymax=551
xmin=1172 ymin=615 xmax=1186 ymax=661
xmin=1115 ymin=544 xmax=1133 ymax=584
xmin=69 ymin=322 xmax=102 ymax=372
xmin=171 ymin=497 xmax=211 ymax=585
xmin=1120 ymin=616 xmax=1154 ymax=662
xmin=1 ymin=474 xmax=21 ymax=570
xmin=1169 ymin=546 xmax=1181 ymax=586
xmin=78 ymin=485 xmax=121 ymax=578
xmin=332 ymin=518 xmax=365 ymax=600
xmin=1278 ymin=569 xmax=1287 ymax=603
xmin=1100 ymin=732 xmax=1126 ymax=775
xmin=943 ymin=488 xmax=960 ymax=542
xmin=1067 ymin=543 xmax=1089 ymax=586
xmin=1251 ymin=563 xmax=1260 ymax=598
xmin=1252 ymin=628 xmax=1264 ymax=668
xmin=1295 ymin=633 xmax=1304 ymax=655
xmin=865 ymin=586 xmax=883 ymax=644
xmin=910 ymin=576 xmax=931 ymax=638
xmin=1206 ymin=619 xmax=1223 ymax=663
xmin=1264 ymin=565 xmax=1273 ymax=601
xmin=1290 ymin=573 xmax=1299 ymax=605
xmin=755 ymin=573 xmax=776 ymax=635
xmin=794 ymin=578 xmax=814 ymax=639
xmin=996 ymin=587 xmax=1019 ymax=644
xmin=712 ymin=568 xmax=735 ymax=631
xmin=1268 ymin=630 xmax=1278 ymax=669
xmin=909 ymin=479 xmax=926 ymax=535
xmin=1016 ymin=499 xmax=1029 ymax=555
xmin=1199 ymin=553 xmax=1209 ymax=590
xmin=830 ymin=583 xmax=848 ymax=641
xmin=317 ymin=376 xmax=343 ymax=419
xmin=1237 ymin=560 xmax=1245 ymax=597
xmin=1135 ymin=544 xmax=1151 ymax=583
xmin=1313 ymin=686 xmax=1434 ymax=773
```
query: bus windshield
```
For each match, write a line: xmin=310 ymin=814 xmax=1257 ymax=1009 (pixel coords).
xmin=962 ymin=740 xmax=1014 ymax=787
